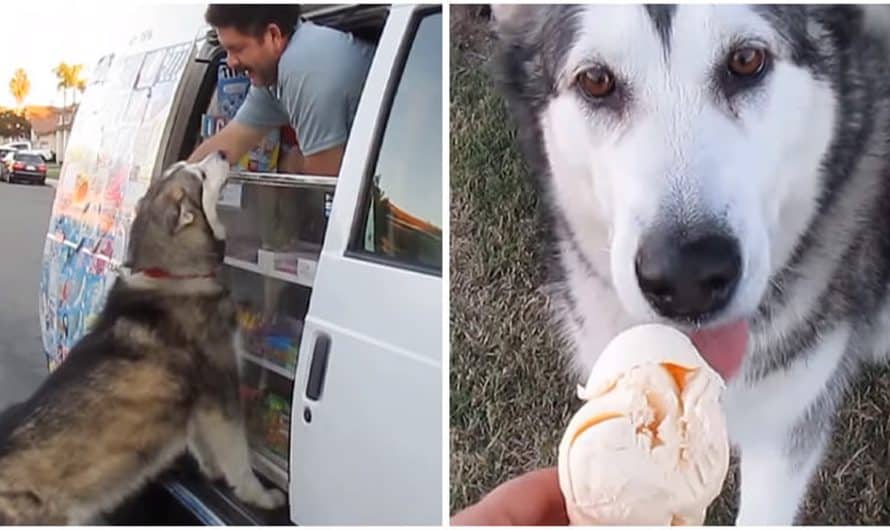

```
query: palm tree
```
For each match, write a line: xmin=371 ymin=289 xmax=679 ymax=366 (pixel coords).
xmin=53 ymin=62 xmax=69 ymax=126
xmin=75 ymin=77 xmax=86 ymax=105
xmin=68 ymin=64 xmax=85 ymax=107
xmin=53 ymin=62 xmax=86 ymax=127
xmin=9 ymin=68 xmax=30 ymax=109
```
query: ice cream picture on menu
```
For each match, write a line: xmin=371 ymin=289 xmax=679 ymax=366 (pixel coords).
xmin=558 ymin=324 xmax=730 ymax=526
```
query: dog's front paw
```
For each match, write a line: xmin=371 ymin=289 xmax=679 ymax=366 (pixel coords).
xmin=197 ymin=459 xmax=224 ymax=482
xmin=234 ymin=478 xmax=287 ymax=510
xmin=254 ymin=488 xmax=287 ymax=510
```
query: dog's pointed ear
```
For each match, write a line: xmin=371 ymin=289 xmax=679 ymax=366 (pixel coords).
xmin=162 ymin=161 xmax=188 ymax=179
xmin=809 ymin=5 xmax=890 ymax=52
xmin=165 ymin=184 xmax=185 ymax=203
xmin=161 ymin=183 xmax=196 ymax=233
xmin=174 ymin=201 xmax=196 ymax=233
xmin=861 ymin=6 xmax=890 ymax=51
xmin=490 ymin=4 xmax=542 ymax=40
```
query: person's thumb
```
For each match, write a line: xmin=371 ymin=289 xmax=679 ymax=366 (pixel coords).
xmin=451 ymin=467 xmax=569 ymax=526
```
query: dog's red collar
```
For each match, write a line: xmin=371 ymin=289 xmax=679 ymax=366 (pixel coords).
xmin=138 ymin=268 xmax=217 ymax=280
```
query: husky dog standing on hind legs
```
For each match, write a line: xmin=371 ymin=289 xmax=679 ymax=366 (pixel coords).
xmin=0 ymin=152 xmax=284 ymax=524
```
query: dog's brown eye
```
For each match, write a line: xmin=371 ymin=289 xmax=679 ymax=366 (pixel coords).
xmin=577 ymin=67 xmax=615 ymax=98
xmin=728 ymin=47 xmax=766 ymax=77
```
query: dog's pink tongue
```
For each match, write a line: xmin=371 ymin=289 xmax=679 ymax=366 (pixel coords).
xmin=689 ymin=320 xmax=749 ymax=381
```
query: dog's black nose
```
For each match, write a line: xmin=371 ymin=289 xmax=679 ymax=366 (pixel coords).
xmin=217 ymin=150 xmax=227 ymax=161
xmin=635 ymin=229 xmax=741 ymax=320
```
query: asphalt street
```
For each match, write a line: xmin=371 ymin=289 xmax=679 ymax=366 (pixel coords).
xmin=0 ymin=181 xmax=54 ymax=410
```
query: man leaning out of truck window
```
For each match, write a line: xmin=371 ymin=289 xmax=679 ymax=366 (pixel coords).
xmin=190 ymin=4 xmax=376 ymax=177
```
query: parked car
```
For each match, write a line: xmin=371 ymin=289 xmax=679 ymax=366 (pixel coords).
xmin=33 ymin=148 xmax=55 ymax=162
xmin=0 ymin=148 xmax=16 ymax=182
xmin=8 ymin=151 xmax=47 ymax=185
xmin=2 ymin=142 xmax=52 ymax=164
xmin=1 ymin=140 xmax=31 ymax=151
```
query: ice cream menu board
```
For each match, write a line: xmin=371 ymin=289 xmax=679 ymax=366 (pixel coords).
xmin=40 ymin=41 xmax=193 ymax=368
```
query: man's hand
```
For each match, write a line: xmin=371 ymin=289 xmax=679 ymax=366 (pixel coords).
xmin=451 ymin=468 xmax=569 ymax=526
xmin=188 ymin=121 xmax=269 ymax=164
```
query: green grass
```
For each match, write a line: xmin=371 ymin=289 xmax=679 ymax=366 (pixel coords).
xmin=449 ymin=10 xmax=576 ymax=515
xmin=449 ymin=6 xmax=890 ymax=524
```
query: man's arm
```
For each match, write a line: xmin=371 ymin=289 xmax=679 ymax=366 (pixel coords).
xmin=188 ymin=121 xmax=270 ymax=164
xmin=278 ymin=143 xmax=345 ymax=177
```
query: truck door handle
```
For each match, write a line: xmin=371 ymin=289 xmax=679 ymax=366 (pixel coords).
xmin=305 ymin=333 xmax=331 ymax=401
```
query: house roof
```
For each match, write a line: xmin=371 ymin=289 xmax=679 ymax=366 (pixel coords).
xmin=23 ymin=105 xmax=76 ymax=136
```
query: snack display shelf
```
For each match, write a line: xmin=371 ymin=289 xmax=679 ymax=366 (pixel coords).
xmin=242 ymin=378 xmax=293 ymax=489
xmin=240 ymin=350 xmax=294 ymax=381
xmin=223 ymin=255 xmax=317 ymax=289
xmin=235 ymin=301 xmax=303 ymax=383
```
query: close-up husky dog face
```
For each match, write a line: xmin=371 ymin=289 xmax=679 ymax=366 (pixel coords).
xmin=494 ymin=4 xmax=854 ymax=331
xmin=492 ymin=6 xmax=890 ymax=521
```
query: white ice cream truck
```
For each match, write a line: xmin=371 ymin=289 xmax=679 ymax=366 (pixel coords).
xmin=38 ymin=4 xmax=443 ymax=525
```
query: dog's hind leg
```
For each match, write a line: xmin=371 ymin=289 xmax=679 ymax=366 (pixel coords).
xmin=189 ymin=402 xmax=286 ymax=510
xmin=0 ymin=489 xmax=64 ymax=524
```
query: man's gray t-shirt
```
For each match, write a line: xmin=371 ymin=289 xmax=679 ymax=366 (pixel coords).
xmin=233 ymin=21 xmax=375 ymax=156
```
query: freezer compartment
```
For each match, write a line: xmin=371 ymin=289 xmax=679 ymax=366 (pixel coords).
xmin=219 ymin=181 xmax=327 ymax=288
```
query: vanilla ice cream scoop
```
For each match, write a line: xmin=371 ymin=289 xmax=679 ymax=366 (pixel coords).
xmin=557 ymin=324 xmax=730 ymax=526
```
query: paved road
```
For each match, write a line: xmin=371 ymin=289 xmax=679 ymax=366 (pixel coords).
xmin=0 ymin=182 xmax=54 ymax=410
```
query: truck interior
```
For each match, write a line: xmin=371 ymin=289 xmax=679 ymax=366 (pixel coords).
xmin=153 ymin=5 xmax=390 ymax=525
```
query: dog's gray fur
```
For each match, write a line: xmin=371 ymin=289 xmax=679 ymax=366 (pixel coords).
xmin=0 ymin=154 xmax=284 ymax=524
xmin=492 ymin=4 xmax=890 ymax=524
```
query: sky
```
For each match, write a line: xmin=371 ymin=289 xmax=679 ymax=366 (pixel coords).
xmin=1 ymin=1 xmax=206 ymax=108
